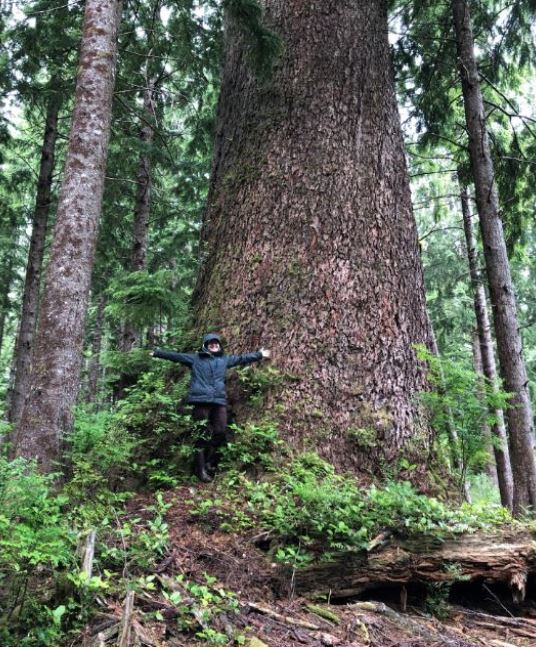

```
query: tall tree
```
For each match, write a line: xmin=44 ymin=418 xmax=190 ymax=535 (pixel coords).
xmin=8 ymin=93 xmax=60 ymax=425
xmin=0 ymin=205 xmax=19 ymax=354
xmin=451 ymin=0 xmax=536 ymax=513
xmin=116 ymin=76 xmax=158 ymax=349
xmin=12 ymin=0 xmax=123 ymax=472
xmin=194 ymin=1 xmax=433 ymax=475
xmin=459 ymin=180 xmax=513 ymax=510
xmin=427 ymin=311 xmax=471 ymax=501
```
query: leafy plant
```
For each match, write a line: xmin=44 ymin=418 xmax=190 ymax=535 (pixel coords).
xmin=202 ymin=448 xmax=513 ymax=566
xmin=0 ymin=457 xmax=77 ymax=646
xmin=221 ymin=420 xmax=284 ymax=471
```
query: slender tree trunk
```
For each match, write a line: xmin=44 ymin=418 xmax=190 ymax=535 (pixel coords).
xmin=86 ymin=294 xmax=106 ymax=405
xmin=459 ymin=181 xmax=513 ymax=510
xmin=120 ymin=78 xmax=156 ymax=354
xmin=427 ymin=312 xmax=471 ymax=501
xmin=8 ymin=95 xmax=59 ymax=426
xmin=451 ymin=0 xmax=535 ymax=513
xmin=12 ymin=0 xmax=122 ymax=472
xmin=0 ymin=209 xmax=20 ymax=355
xmin=0 ymin=258 xmax=14 ymax=353
xmin=114 ymin=78 xmax=157 ymax=402
xmin=194 ymin=1 xmax=433 ymax=476
xmin=471 ymin=329 xmax=499 ymax=486
xmin=131 ymin=78 xmax=155 ymax=274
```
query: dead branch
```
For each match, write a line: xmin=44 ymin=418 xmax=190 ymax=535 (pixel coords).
xmin=117 ymin=590 xmax=135 ymax=647
xmin=245 ymin=601 xmax=321 ymax=630
xmin=82 ymin=530 xmax=97 ymax=580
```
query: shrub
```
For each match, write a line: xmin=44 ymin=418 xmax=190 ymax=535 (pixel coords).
xmin=0 ymin=457 xmax=76 ymax=646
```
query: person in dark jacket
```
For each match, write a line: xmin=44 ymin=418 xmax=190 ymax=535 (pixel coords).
xmin=152 ymin=333 xmax=270 ymax=481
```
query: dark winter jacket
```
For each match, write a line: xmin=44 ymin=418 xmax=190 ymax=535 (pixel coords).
xmin=152 ymin=333 xmax=263 ymax=406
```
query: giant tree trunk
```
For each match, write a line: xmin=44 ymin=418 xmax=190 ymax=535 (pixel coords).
xmin=459 ymin=181 xmax=513 ymax=510
xmin=8 ymin=95 xmax=59 ymax=426
xmin=451 ymin=0 xmax=536 ymax=513
xmin=194 ymin=1 xmax=433 ymax=475
xmin=12 ymin=0 xmax=122 ymax=472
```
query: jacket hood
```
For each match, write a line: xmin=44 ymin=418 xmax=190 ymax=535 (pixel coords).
xmin=201 ymin=333 xmax=223 ymax=355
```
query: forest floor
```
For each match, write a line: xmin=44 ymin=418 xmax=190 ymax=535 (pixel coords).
xmin=76 ymin=483 xmax=536 ymax=647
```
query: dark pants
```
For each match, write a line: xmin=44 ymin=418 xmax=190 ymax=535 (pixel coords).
xmin=192 ymin=403 xmax=228 ymax=451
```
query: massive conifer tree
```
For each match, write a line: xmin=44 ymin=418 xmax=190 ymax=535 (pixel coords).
xmin=13 ymin=0 xmax=122 ymax=471
xmin=194 ymin=1 xmax=433 ymax=474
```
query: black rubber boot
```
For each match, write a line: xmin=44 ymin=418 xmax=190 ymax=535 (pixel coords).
xmin=194 ymin=449 xmax=212 ymax=482
xmin=205 ymin=447 xmax=218 ymax=476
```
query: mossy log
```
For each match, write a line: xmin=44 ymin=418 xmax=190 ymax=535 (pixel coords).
xmin=283 ymin=531 xmax=536 ymax=601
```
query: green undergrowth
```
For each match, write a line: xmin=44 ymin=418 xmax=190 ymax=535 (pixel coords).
xmin=0 ymin=354 xmax=525 ymax=644
xmin=190 ymin=424 xmax=515 ymax=568
xmin=0 ymin=374 xmax=195 ymax=647
xmin=0 ymin=448 xmax=177 ymax=646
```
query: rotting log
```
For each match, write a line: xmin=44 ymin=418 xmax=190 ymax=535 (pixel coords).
xmin=281 ymin=532 xmax=536 ymax=601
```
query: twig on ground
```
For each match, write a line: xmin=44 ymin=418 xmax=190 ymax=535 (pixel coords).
xmin=245 ymin=601 xmax=321 ymax=630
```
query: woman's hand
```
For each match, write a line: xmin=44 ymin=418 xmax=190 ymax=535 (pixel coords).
xmin=260 ymin=348 xmax=271 ymax=359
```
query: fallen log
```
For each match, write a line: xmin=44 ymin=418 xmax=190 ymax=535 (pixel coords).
xmin=283 ymin=531 xmax=536 ymax=601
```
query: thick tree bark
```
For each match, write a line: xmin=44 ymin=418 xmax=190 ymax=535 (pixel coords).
xmin=8 ymin=95 xmax=59 ymax=426
xmin=12 ymin=0 xmax=122 ymax=472
xmin=451 ymin=0 xmax=536 ymax=514
xmin=194 ymin=1 xmax=432 ymax=475
xmin=460 ymin=182 xmax=513 ymax=510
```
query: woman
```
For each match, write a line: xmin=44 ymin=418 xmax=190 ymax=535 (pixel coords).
xmin=153 ymin=333 xmax=270 ymax=481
